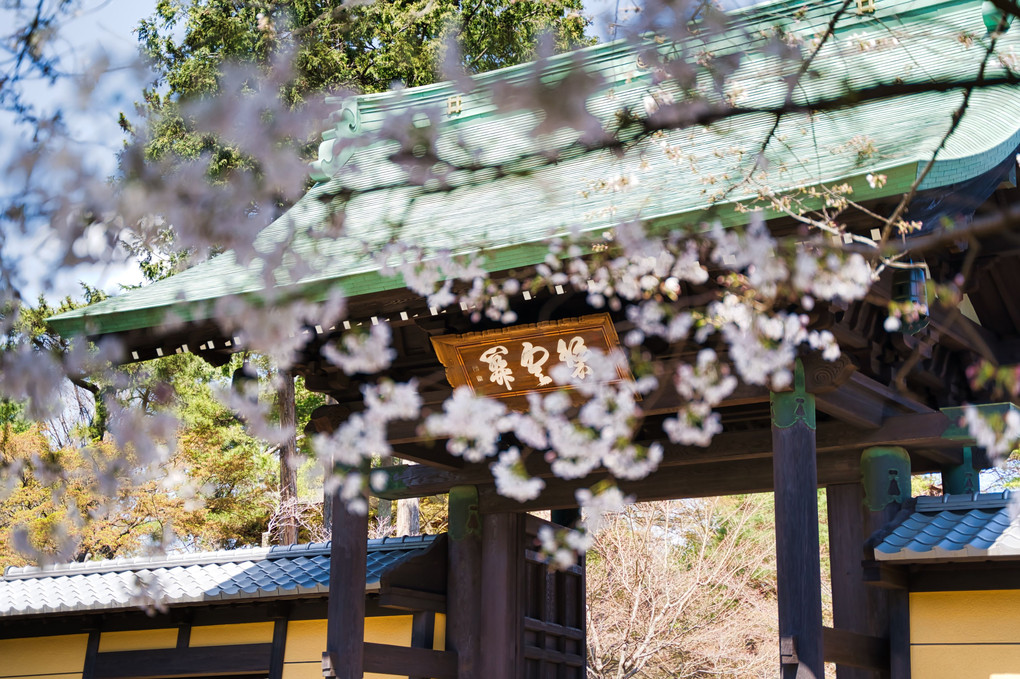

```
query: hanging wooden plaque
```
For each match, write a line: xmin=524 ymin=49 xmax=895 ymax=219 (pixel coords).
xmin=430 ymin=314 xmax=629 ymax=407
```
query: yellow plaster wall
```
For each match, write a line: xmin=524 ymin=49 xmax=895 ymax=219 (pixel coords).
xmin=188 ymin=621 xmax=275 ymax=647
xmin=434 ymin=613 xmax=446 ymax=651
xmin=911 ymin=590 xmax=1020 ymax=679
xmin=0 ymin=634 xmax=89 ymax=679
xmin=0 ymin=614 xmax=445 ymax=679
xmin=283 ymin=616 xmax=445 ymax=679
xmin=97 ymin=628 xmax=178 ymax=652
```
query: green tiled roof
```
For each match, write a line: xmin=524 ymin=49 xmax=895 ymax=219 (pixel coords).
xmin=48 ymin=0 xmax=1020 ymax=338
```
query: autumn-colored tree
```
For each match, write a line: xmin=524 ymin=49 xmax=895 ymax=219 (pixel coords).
xmin=0 ymin=427 xmax=203 ymax=567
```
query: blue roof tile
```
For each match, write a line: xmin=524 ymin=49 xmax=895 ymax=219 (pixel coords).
xmin=0 ymin=536 xmax=437 ymax=618
xmin=873 ymin=492 xmax=1020 ymax=563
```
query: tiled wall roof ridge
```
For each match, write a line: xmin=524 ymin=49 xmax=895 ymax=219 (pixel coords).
xmin=3 ymin=534 xmax=437 ymax=580
xmin=915 ymin=490 xmax=1013 ymax=512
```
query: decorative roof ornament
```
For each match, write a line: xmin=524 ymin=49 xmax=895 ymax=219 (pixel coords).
xmin=310 ymin=101 xmax=362 ymax=182
xmin=983 ymin=0 xmax=1014 ymax=33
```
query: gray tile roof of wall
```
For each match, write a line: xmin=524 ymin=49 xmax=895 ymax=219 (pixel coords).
xmin=0 ymin=535 xmax=436 ymax=618
xmin=873 ymin=492 xmax=1020 ymax=563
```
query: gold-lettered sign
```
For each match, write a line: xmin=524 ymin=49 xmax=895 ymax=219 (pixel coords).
xmin=430 ymin=314 xmax=628 ymax=406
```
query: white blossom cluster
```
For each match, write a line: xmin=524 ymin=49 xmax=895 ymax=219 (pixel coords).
xmin=214 ymin=290 xmax=347 ymax=368
xmin=312 ymin=379 xmax=422 ymax=514
xmin=537 ymin=485 xmax=632 ymax=569
xmin=425 ymin=386 xmax=512 ymax=462
xmin=962 ymin=406 xmax=1020 ymax=460
xmin=322 ymin=323 xmax=396 ymax=375
xmin=3 ymin=0 xmax=1016 ymax=572
xmin=490 ymin=447 xmax=545 ymax=502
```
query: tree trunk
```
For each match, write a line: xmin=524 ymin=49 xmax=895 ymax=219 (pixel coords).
xmin=322 ymin=395 xmax=338 ymax=533
xmin=278 ymin=370 xmax=299 ymax=545
xmin=394 ymin=459 xmax=419 ymax=536
xmin=396 ymin=497 xmax=420 ymax=536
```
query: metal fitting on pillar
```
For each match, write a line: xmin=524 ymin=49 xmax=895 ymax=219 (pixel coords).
xmin=860 ymin=446 xmax=911 ymax=511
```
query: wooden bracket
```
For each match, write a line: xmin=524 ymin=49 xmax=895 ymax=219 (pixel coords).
xmin=822 ymin=626 xmax=890 ymax=670
xmin=862 ymin=560 xmax=908 ymax=589
xmin=780 ymin=635 xmax=799 ymax=665
xmin=321 ymin=651 xmax=339 ymax=678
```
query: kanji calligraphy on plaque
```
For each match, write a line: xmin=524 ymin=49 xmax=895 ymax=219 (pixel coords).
xmin=430 ymin=314 xmax=629 ymax=407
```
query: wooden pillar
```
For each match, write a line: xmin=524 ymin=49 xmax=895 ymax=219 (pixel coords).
xmin=860 ymin=446 xmax=911 ymax=679
xmin=323 ymin=488 xmax=368 ymax=679
xmin=827 ymin=483 xmax=885 ymax=679
xmin=480 ymin=513 xmax=521 ymax=679
xmin=771 ymin=360 xmax=824 ymax=679
xmin=269 ymin=614 xmax=289 ymax=679
xmin=447 ymin=486 xmax=483 ymax=679
xmin=888 ymin=583 xmax=910 ymax=679
xmin=81 ymin=629 xmax=100 ymax=679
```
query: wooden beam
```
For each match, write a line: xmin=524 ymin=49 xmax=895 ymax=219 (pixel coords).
xmin=771 ymin=366 xmax=823 ymax=679
xmin=323 ymin=491 xmax=368 ymax=679
xmin=376 ymin=411 xmax=959 ymax=501
xmin=175 ymin=622 xmax=191 ymax=650
xmin=411 ymin=611 xmax=436 ymax=649
xmin=862 ymin=561 xmax=909 ymax=591
xmin=888 ymin=588 xmax=910 ymax=679
xmin=815 ymin=372 xmax=933 ymax=430
xmin=94 ymin=644 xmax=272 ymax=679
xmin=362 ymin=643 xmax=457 ymax=679
xmin=822 ymin=627 xmax=889 ymax=671
xmin=378 ymin=587 xmax=446 ymax=613
xmin=908 ymin=562 xmax=1020 ymax=592
xmin=410 ymin=612 xmax=437 ymax=679
xmin=476 ymin=449 xmax=865 ymax=513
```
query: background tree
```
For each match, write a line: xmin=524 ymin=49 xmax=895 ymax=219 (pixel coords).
xmin=586 ymin=497 xmax=779 ymax=678
xmin=133 ymin=0 xmax=592 ymax=172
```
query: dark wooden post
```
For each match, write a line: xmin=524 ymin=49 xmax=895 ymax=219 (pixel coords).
xmin=447 ymin=485 xmax=483 ymax=679
xmin=480 ymin=513 xmax=522 ymax=679
xmin=269 ymin=613 xmax=290 ymax=679
xmin=323 ymin=486 xmax=368 ymax=679
xmin=888 ymin=586 xmax=910 ymax=679
xmin=771 ymin=360 xmax=824 ymax=678
xmin=860 ymin=446 xmax=912 ymax=679
xmin=81 ymin=629 xmax=100 ymax=679
xmin=827 ymin=483 xmax=885 ymax=679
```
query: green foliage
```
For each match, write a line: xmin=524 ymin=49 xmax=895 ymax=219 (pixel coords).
xmin=0 ymin=400 xmax=30 ymax=435
xmin=133 ymin=0 xmax=592 ymax=170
